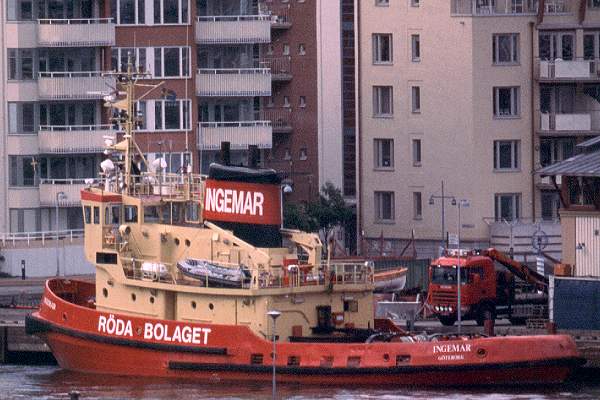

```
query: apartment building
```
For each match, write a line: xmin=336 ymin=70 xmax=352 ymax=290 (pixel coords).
xmin=1 ymin=0 xmax=347 ymax=236
xmin=357 ymin=0 xmax=600 ymax=258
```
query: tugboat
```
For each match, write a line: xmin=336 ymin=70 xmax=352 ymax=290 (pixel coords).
xmin=26 ymin=58 xmax=583 ymax=386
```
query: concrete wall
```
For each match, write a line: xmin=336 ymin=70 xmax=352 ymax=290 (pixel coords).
xmin=0 ymin=242 xmax=93 ymax=277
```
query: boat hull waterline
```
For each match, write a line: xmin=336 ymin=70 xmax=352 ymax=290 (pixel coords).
xmin=26 ymin=279 xmax=583 ymax=386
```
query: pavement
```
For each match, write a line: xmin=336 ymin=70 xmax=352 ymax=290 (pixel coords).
xmin=0 ymin=275 xmax=94 ymax=305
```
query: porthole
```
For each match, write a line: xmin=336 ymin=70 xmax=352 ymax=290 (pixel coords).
xmin=131 ymin=293 xmax=137 ymax=302
xmin=185 ymin=239 xmax=191 ymax=247
xmin=209 ymin=303 xmax=214 ymax=310
xmin=150 ymin=296 xmax=155 ymax=304
xmin=191 ymin=301 xmax=197 ymax=309
xmin=174 ymin=238 xmax=180 ymax=246
xmin=102 ymin=288 xmax=108 ymax=298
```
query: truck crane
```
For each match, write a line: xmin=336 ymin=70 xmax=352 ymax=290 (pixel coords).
xmin=427 ymin=248 xmax=549 ymax=326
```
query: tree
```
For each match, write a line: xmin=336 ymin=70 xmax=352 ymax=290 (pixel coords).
xmin=284 ymin=182 xmax=353 ymax=253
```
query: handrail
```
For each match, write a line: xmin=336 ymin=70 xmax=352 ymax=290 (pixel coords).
xmin=39 ymin=124 xmax=115 ymax=132
xmin=38 ymin=18 xmax=114 ymax=24
xmin=197 ymin=68 xmax=270 ymax=75
xmin=199 ymin=120 xmax=271 ymax=128
xmin=196 ymin=14 xmax=270 ymax=22
xmin=1 ymin=229 xmax=84 ymax=247
xmin=40 ymin=178 xmax=93 ymax=185
xmin=38 ymin=71 xmax=106 ymax=78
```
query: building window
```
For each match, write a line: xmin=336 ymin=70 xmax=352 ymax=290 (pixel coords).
xmin=374 ymin=139 xmax=393 ymax=168
xmin=411 ymin=0 xmax=420 ymax=6
xmin=375 ymin=191 xmax=395 ymax=221
xmin=8 ymin=102 xmax=37 ymax=134
xmin=153 ymin=0 xmax=189 ymax=24
xmin=283 ymin=96 xmax=291 ymax=107
xmin=413 ymin=192 xmax=422 ymax=220
xmin=7 ymin=0 xmax=35 ymax=21
xmin=590 ymin=0 xmax=600 ymax=8
xmin=152 ymin=47 xmax=190 ymax=78
xmin=266 ymin=44 xmax=274 ymax=55
xmin=493 ymin=140 xmax=520 ymax=171
xmin=111 ymin=47 xmax=148 ymax=74
xmin=9 ymin=208 xmax=40 ymax=233
xmin=299 ymin=147 xmax=307 ymax=160
xmin=373 ymin=86 xmax=393 ymax=117
xmin=411 ymin=34 xmax=420 ymax=61
xmin=298 ymin=44 xmax=306 ymax=55
xmin=284 ymin=148 xmax=291 ymax=160
xmin=494 ymin=193 xmax=521 ymax=222
xmin=111 ymin=0 xmax=146 ymax=25
xmin=9 ymin=156 xmax=38 ymax=187
xmin=541 ymin=192 xmax=561 ymax=221
xmin=373 ymin=34 xmax=392 ymax=64
xmin=412 ymin=139 xmax=422 ymax=166
xmin=7 ymin=49 xmax=35 ymax=80
xmin=540 ymin=138 xmax=574 ymax=167
xmin=375 ymin=0 xmax=389 ymax=6
xmin=411 ymin=86 xmax=421 ymax=113
xmin=152 ymin=100 xmax=191 ymax=131
xmin=493 ymin=33 xmax=519 ymax=64
xmin=299 ymin=96 xmax=306 ymax=108
xmin=493 ymin=87 xmax=520 ymax=117
xmin=283 ymin=44 xmax=290 ymax=55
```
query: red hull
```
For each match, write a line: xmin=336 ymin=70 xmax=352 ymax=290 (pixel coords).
xmin=26 ymin=279 xmax=583 ymax=387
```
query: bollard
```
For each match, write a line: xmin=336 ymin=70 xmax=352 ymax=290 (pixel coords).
xmin=21 ymin=260 xmax=26 ymax=280
xmin=69 ymin=390 xmax=80 ymax=400
xmin=546 ymin=321 xmax=557 ymax=335
xmin=484 ymin=319 xmax=495 ymax=337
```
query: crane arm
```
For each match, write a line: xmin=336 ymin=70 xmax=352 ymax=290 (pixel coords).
xmin=482 ymin=248 xmax=548 ymax=293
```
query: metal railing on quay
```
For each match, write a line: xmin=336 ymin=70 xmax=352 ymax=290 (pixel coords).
xmin=0 ymin=229 xmax=84 ymax=247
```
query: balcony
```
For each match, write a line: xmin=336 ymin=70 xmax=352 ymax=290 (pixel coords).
xmin=37 ymin=18 xmax=115 ymax=47
xmin=264 ymin=57 xmax=292 ymax=81
xmin=196 ymin=68 xmax=271 ymax=97
xmin=538 ymin=60 xmax=600 ymax=81
xmin=539 ymin=112 xmax=600 ymax=135
xmin=261 ymin=108 xmax=293 ymax=133
xmin=38 ymin=125 xmax=116 ymax=154
xmin=262 ymin=5 xmax=291 ymax=29
xmin=197 ymin=121 xmax=272 ymax=150
xmin=451 ymin=0 xmax=538 ymax=15
xmin=38 ymin=71 xmax=114 ymax=100
xmin=39 ymin=179 xmax=90 ymax=206
xmin=195 ymin=15 xmax=271 ymax=44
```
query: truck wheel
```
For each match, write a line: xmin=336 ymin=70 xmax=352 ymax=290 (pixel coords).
xmin=438 ymin=316 xmax=457 ymax=326
xmin=476 ymin=305 xmax=496 ymax=326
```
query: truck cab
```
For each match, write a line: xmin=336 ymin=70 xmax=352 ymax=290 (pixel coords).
xmin=427 ymin=251 xmax=505 ymax=326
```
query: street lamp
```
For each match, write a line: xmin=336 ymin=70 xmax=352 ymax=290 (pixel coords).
xmin=456 ymin=199 xmax=470 ymax=334
xmin=267 ymin=310 xmax=281 ymax=400
xmin=55 ymin=191 xmax=67 ymax=276
xmin=428 ymin=181 xmax=456 ymax=251
xmin=280 ymin=184 xmax=293 ymax=229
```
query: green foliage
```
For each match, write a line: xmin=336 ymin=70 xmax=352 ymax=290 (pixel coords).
xmin=284 ymin=182 xmax=352 ymax=243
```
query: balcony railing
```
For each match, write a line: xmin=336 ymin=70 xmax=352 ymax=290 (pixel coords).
xmin=451 ymin=0 xmax=573 ymax=15
xmin=38 ymin=125 xmax=116 ymax=154
xmin=196 ymin=68 xmax=271 ymax=97
xmin=538 ymin=60 xmax=598 ymax=80
xmin=261 ymin=107 xmax=293 ymax=133
xmin=195 ymin=15 xmax=271 ymax=44
xmin=39 ymin=178 xmax=91 ymax=206
xmin=264 ymin=6 xmax=291 ymax=28
xmin=38 ymin=71 xmax=114 ymax=100
xmin=0 ymin=229 xmax=84 ymax=247
xmin=540 ymin=111 xmax=600 ymax=132
xmin=37 ymin=18 xmax=115 ymax=47
xmin=263 ymin=57 xmax=291 ymax=81
xmin=197 ymin=121 xmax=272 ymax=150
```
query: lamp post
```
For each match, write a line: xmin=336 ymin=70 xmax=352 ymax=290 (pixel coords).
xmin=55 ymin=191 xmax=67 ymax=276
xmin=456 ymin=199 xmax=470 ymax=334
xmin=267 ymin=310 xmax=281 ymax=400
xmin=280 ymin=184 xmax=293 ymax=229
xmin=428 ymin=181 xmax=456 ymax=251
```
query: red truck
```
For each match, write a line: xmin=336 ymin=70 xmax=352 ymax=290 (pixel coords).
xmin=427 ymin=248 xmax=548 ymax=326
